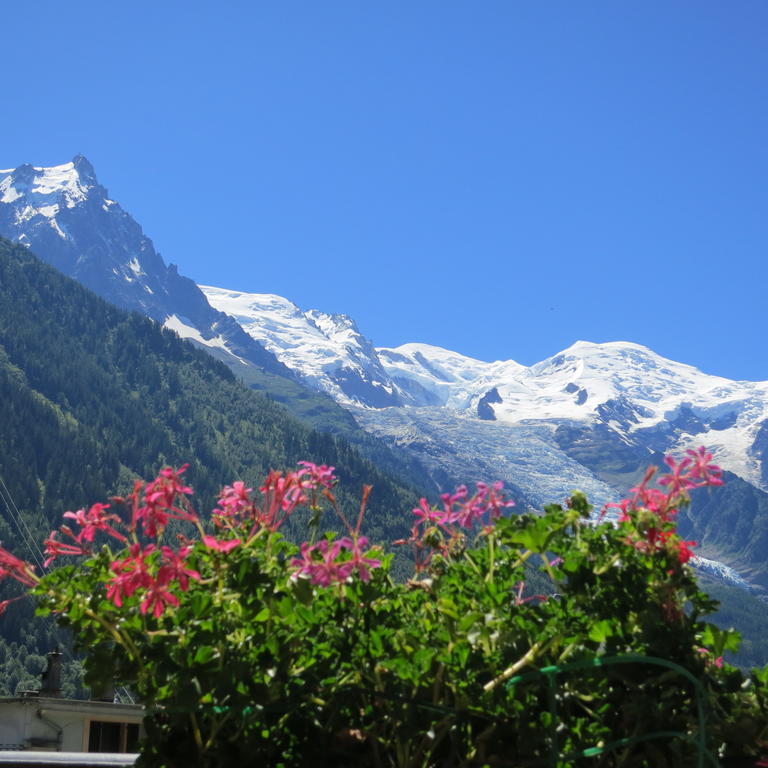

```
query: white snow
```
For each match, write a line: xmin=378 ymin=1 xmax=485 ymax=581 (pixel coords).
xmin=49 ymin=217 xmax=68 ymax=240
xmin=693 ymin=555 xmax=752 ymax=589
xmin=0 ymin=174 xmax=21 ymax=203
xmin=0 ymin=160 xmax=95 ymax=222
xmin=200 ymin=285 xmax=386 ymax=404
xmin=378 ymin=342 xmax=525 ymax=409
xmin=30 ymin=161 xmax=89 ymax=205
xmin=128 ymin=257 xmax=144 ymax=278
xmin=163 ymin=314 xmax=245 ymax=362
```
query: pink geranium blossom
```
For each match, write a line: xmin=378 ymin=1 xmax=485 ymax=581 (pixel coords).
xmin=140 ymin=578 xmax=181 ymax=619
xmin=399 ymin=480 xmax=514 ymax=572
xmin=338 ymin=536 xmax=382 ymax=583
xmin=686 ymin=446 xmax=724 ymax=486
xmin=291 ymin=539 xmax=351 ymax=586
xmin=43 ymin=531 xmax=87 ymax=568
xmin=602 ymin=450 xmax=724 ymax=568
xmin=135 ymin=465 xmax=198 ymax=538
xmin=297 ymin=461 xmax=337 ymax=489
xmin=63 ymin=502 xmax=126 ymax=544
xmin=159 ymin=546 xmax=200 ymax=591
xmin=202 ymin=535 xmax=241 ymax=553
xmin=0 ymin=546 xmax=37 ymax=587
xmin=106 ymin=543 xmax=156 ymax=608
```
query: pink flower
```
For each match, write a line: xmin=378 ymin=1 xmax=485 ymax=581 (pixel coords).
xmin=291 ymin=539 xmax=352 ymax=587
xmin=159 ymin=546 xmax=200 ymax=591
xmin=297 ymin=461 xmax=337 ymax=489
xmin=0 ymin=547 xmax=37 ymax=587
xmin=63 ymin=503 xmax=126 ymax=544
xmin=441 ymin=481 xmax=514 ymax=529
xmin=213 ymin=481 xmax=253 ymax=526
xmin=338 ymin=536 xmax=382 ymax=583
xmin=136 ymin=465 xmax=198 ymax=538
xmin=697 ymin=646 xmax=725 ymax=670
xmin=140 ymin=579 xmax=180 ymax=619
xmin=144 ymin=464 xmax=193 ymax=508
xmin=658 ymin=455 xmax=695 ymax=496
xmin=603 ymin=497 xmax=632 ymax=521
xmin=43 ymin=531 xmax=87 ymax=568
xmin=412 ymin=498 xmax=447 ymax=526
xmin=686 ymin=446 xmax=723 ymax=486
xmin=202 ymin=535 xmax=241 ymax=553
xmin=106 ymin=543 xmax=156 ymax=608
xmin=256 ymin=470 xmax=309 ymax=532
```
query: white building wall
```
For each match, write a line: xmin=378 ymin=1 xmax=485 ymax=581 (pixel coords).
xmin=0 ymin=698 xmax=142 ymax=752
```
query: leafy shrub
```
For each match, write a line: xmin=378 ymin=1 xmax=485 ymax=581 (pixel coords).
xmin=1 ymin=450 xmax=767 ymax=766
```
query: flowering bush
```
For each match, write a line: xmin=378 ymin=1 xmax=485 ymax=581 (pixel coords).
xmin=2 ymin=449 xmax=768 ymax=766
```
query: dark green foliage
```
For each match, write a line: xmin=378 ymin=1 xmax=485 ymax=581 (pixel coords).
xmin=698 ymin=575 xmax=768 ymax=669
xmin=35 ymin=488 xmax=768 ymax=766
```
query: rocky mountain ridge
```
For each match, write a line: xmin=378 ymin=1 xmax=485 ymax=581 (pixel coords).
xmin=0 ymin=156 xmax=290 ymax=379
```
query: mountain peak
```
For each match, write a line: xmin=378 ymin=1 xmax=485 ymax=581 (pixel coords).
xmin=72 ymin=154 xmax=98 ymax=185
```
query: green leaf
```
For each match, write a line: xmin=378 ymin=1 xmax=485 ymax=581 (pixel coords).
xmin=588 ymin=620 xmax=614 ymax=643
xmin=193 ymin=646 xmax=216 ymax=665
xmin=437 ymin=597 xmax=459 ymax=619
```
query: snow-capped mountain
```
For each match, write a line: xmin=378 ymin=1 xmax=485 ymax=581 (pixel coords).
xmin=0 ymin=157 xmax=289 ymax=378
xmin=202 ymin=285 xmax=768 ymax=495
xmin=199 ymin=286 xmax=401 ymax=407
xmin=201 ymin=285 xmax=768 ymax=591
xmin=3 ymin=158 xmax=767 ymax=590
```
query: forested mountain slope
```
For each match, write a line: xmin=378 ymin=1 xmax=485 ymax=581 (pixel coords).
xmin=0 ymin=238 xmax=430 ymax=692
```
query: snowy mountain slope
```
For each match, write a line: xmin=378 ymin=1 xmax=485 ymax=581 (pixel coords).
xmin=351 ymin=405 xmax=622 ymax=511
xmin=202 ymin=283 xmax=768 ymax=494
xmin=382 ymin=341 xmax=768 ymax=490
xmin=200 ymin=285 xmax=528 ymax=410
xmin=377 ymin=343 xmax=526 ymax=410
xmin=199 ymin=286 xmax=400 ymax=407
xmin=0 ymin=157 xmax=290 ymax=378
xmin=454 ymin=343 xmax=768 ymax=489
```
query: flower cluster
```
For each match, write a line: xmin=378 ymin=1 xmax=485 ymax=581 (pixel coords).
xmin=212 ymin=462 xmax=337 ymax=539
xmin=399 ymin=481 xmax=515 ymax=572
xmin=603 ymin=446 xmax=723 ymax=565
xmin=0 ymin=449 xmax=725 ymax=624
xmin=39 ymin=465 xmax=204 ymax=618
xmin=133 ymin=465 xmax=197 ymax=538
xmin=0 ymin=461 xmax=375 ymax=618
xmin=291 ymin=536 xmax=382 ymax=587
xmin=106 ymin=544 xmax=201 ymax=618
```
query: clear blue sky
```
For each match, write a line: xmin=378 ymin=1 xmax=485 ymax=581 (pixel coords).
xmin=2 ymin=2 xmax=766 ymax=380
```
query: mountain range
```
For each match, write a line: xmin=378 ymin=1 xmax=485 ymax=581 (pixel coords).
xmin=2 ymin=156 xmax=768 ymax=597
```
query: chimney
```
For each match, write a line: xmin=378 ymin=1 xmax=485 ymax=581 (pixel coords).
xmin=39 ymin=649 xmax=63 ymax=697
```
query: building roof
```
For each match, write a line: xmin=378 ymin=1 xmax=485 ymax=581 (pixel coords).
xmin=0 ymin=752 xmax=137 ymax=767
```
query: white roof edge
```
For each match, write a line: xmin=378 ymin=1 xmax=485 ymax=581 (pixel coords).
xmin=0 ymin=752 xmax=137 ymax=766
